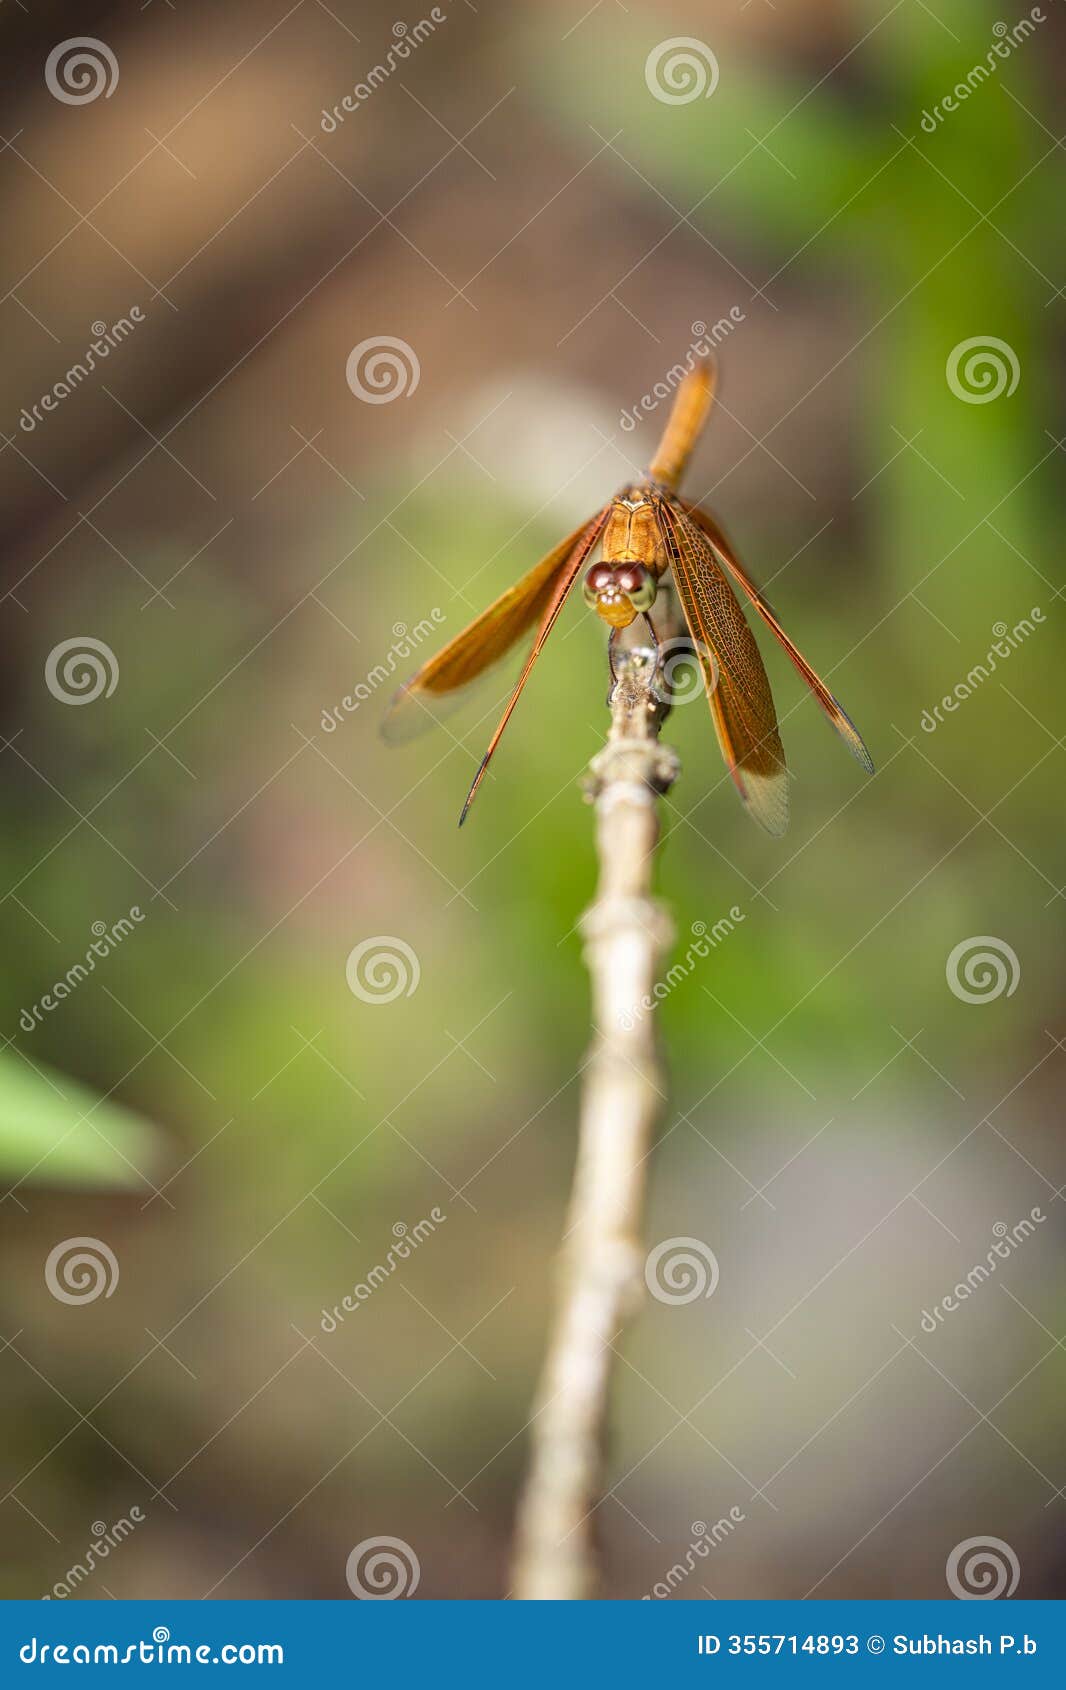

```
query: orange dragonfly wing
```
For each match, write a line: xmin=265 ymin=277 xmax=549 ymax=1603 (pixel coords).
xmin=680 ymin=498 xmax=874 ymax=775
xmin=657 ymin=498 xmax=790 ymax=837
xmin=458 ymin=506 xmax=609 ymax=824
xmin=382 ymin=514 xmax=602 ymax=745
xmin=382 ymin=507 xmax=610 ymax=823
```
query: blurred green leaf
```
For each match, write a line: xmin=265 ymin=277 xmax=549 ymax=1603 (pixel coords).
xmin=526 ymin=17 xmax=886 ymax=246
xmin=0 ymin=1052 xmax=162 ymax=1189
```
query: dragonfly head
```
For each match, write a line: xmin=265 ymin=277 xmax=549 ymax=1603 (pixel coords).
xmin=583 ymin=561 xmax=657 ymax=629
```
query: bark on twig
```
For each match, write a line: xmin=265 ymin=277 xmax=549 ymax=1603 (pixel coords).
xmin=512 ymin=604 xmax=683 ymax=1600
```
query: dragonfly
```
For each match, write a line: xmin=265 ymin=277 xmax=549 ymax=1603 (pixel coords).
xmin=383 ymin=360 xmax=873 ymax=834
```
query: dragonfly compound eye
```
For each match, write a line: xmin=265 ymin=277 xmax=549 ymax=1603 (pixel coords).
xmin=582 ymin=562 xmax=614 ymax=607
xmin=615 ymin=564 xmax=656 ymax=612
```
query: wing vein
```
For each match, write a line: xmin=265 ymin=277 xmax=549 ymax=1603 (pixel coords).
xmin=658 ymin=498 xmax=790 ymax=837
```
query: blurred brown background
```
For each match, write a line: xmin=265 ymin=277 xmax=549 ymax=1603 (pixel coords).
xmin=1 ymin=0 xmax=1063 ymax=1600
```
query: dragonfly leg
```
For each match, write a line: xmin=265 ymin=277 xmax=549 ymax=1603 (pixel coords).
xmin=607 ymin=617 xmax=664 ymax=702
xmin=606 ymin=625 xmax=619 ymax=698
xmin=642 ymin=611 xmax=663 ymax=689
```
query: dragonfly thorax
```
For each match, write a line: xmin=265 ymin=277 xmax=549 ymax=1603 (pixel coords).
xmin=583 ymin=494 xmax=667 ymax=626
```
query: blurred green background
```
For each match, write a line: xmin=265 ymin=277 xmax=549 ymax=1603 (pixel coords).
xmin=1 ymin=0 xmax=1063 ymax=1599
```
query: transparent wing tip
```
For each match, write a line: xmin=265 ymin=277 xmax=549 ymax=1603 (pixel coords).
xmin=738 ymin=766 xmax=790 ymax=837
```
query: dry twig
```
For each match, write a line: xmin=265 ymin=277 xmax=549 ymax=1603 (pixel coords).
xmin=513 ymin=606 xmax=683 ymax=1599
